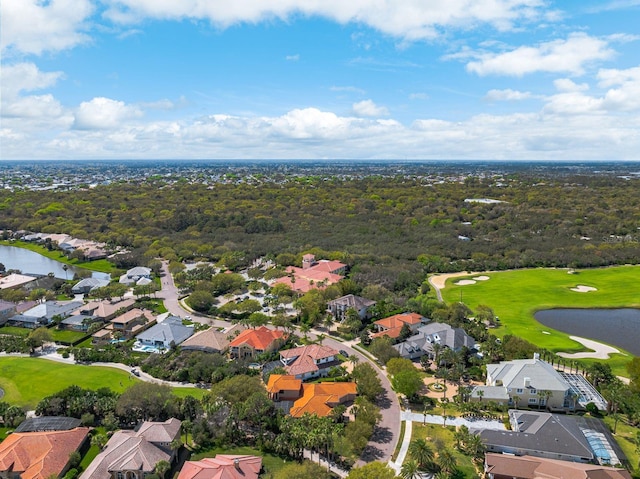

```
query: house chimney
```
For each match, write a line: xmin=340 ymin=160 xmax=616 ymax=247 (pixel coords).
xmin=234 ymin=458 xmax=241 ymax=471
xmin=524 ymin=377 xmax=531 ymax=388
xmin=533 ymin=352 xmax=540 ymax=361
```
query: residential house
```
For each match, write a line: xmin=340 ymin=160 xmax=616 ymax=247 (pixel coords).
xmin=119 ymin=266 xmax=152 ymax=286
xmin=266 ymin=374 xmax=357 ymax=417
xmin=228 ymin=326 xmax=286 ymax=359
xmin=272 ymin=254 xmax=346 ymax=294
xmin=478 ymin=410 xmax=628 ymax=466
xmin=92 ymin=308 xmax=155 ymax=343
xmin=8 ymin=300 xmax=83 ymax=329
xmin=279 ymin=344 xmax=341 ymax=380
xmin=393 ymin=322 xmax=477 ymax=360
xmin=0 ymin=300 xmax=16 ymax=325
xmin=327 ymin=294 xmax=376 ymax=322
xmin=135 ymin=316 xmax=194 ymax=350
xmin=63 ymin=298 xmax=135 ymax=332
xmin=80 ymin=418 xmax=181 ymax=479
xmin=76 ymin=299 xmax=136 ymax=322
xmin=178 ymin=455 xmax=262 ymax=479
xmin=181 ymin=325 xmax=246 ymax=353
xmin=266 ymin=374 xmax=303 ymax=401
xmin=71 ymin=277 xmax=110 ymax=295
xmin=484 ymin=453 xmax=632 ymax=479
xmin=484 ymin=354 xmax=571 ymax=409
xmin=0 ymin=273 xmax=37 ymax=290
xmin=0 ymin=427 xmax=90 ymax=479
xmin=371 ymin=312 xmax=426 ymax=340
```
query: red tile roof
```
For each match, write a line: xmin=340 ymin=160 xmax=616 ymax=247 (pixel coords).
xmin=266 ymin=374 xmax=302 ymax=394
xmin=0 ymin=428 xmax=89 ymax=479
xmin=289 ymin=382 xmax=357 ymax=418
xmin=371 ymin=312 xmax=424 ymax=339
xmin=178 ymin=455 xmax=262 ymax=479
xmin=229 ymin=326 xmax=285 ymax=351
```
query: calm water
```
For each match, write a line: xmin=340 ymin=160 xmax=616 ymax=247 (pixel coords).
xmin=0 ymin=244 xmax=110 ymax=280
xmin=534 ymin=308 xmax=640 ymax=356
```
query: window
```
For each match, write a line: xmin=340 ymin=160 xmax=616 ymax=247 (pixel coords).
xmin=528 ymin=398 xmax=537 ymax=404
xmin=516 ymin=388 xmax=523 ymax=394
xmin=530 ymin=389 xmax=537 ymax=394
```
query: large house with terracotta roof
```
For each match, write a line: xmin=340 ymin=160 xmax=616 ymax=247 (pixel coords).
xmin=371 ymin=312 xmax=427 ymax=340
xmin=279 ymin=344 xmax=341 ymax=380
xmin=266 ymin=374 xmax=357 ymax=418
xmin=178 ymin=455 xmax=262 ymax=479
xmin=229 ymin=326 xmax=286 ymax=359
xmin=80 ymin=419 xmax=181 ymax=479
xmin=0 ymin=427 xmax=90 ymax=479
xmin=272 ymin=254 xmax=346 ymax=294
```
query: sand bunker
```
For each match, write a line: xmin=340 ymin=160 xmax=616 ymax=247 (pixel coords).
xmin=455 ymin=279 xmax=477 ymax=286
xmin=474 ymin=275 xmax=490 ymax=281
xmin=557 ymin=336 xmax=620 ymax=360
xmin=570 ymin=285 xmax=597 ymax=293
xmin=429 ymin=272 xmax=475 ymax=290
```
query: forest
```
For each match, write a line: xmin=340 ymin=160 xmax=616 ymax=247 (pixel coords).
xmin=2 ymin=168 xmax=640 ymax=277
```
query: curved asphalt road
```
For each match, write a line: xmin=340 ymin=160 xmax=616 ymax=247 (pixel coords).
xmin=157 ymin=261 xmax=402 ymax=465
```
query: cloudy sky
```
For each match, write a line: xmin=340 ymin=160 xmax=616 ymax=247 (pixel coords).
xmin=2 ymin=0 xmax=640 ymax=160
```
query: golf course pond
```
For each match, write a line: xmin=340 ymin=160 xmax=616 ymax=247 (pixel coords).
xmin=534 ymin=308 xmax=640 ymax=356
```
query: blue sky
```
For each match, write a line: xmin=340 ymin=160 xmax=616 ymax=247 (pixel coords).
xmin=2 ymin=0 xmax=640 ymax=160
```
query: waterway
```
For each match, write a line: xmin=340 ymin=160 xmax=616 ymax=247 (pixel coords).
xmin=0 ymin=244 xmax=110 ymax=280
xmin=534 ymin=308 xmax=640 ymax=356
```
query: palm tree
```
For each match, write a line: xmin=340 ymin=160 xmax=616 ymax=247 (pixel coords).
xmin=512 ymin=394 xmax=521 ymax=410
xmin=400 ymin=460 xmax=421 ymax=479
xmin=154 ymin=460 xmax=171 ymax=479
xmin=437 ymin=449 xmax=458 ymax=476
xmin=408 ymin=438 xmax=435 ymax=471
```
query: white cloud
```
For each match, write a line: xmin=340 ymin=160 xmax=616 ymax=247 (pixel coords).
xmin=543 ymin=65 xmax=640 ymax=114
xmin=1 ymin=63 xmax=66 ymax=121
xmin=286 ymin=54 xmax=300 ymax=61
xmin=103 ymin=0 xmax=549 ymax=40
xmin=598 ymin=66 xmax=640 ymax=111
xmin=466 ymin=33 xmax=614 ymax=76
xmin=3 ymin=103 xmax=640 ymax=160
xmin=1 ymin=63 xmax=64 ymax=98
xmin=409 ymin=92 xmax=429 ymax=100
xmin=1 ymin=0 xmax=93 ymax=55
xmin=485 ymin=89 xmax=533 ymax=101
xmin=352 ymin=99 xmax=389 ymax=117
xmin=554 ymin=78 xmax=589 ymax=92
xmin=74 ymin=97 xmax=144 ymax=130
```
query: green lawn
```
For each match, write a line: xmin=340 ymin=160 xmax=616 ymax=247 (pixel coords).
xmin=0 ymin=357 xmax=204 ymax=408
xmin=439 ymin=266 xmax=640 ymax=376
xmin=0 ymin=326 xmax=29 ymax=337
xmin=49 ymin=329 xmax=89 ymax=344
xmin=411 ymin=423 xmax=479 ymax=478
